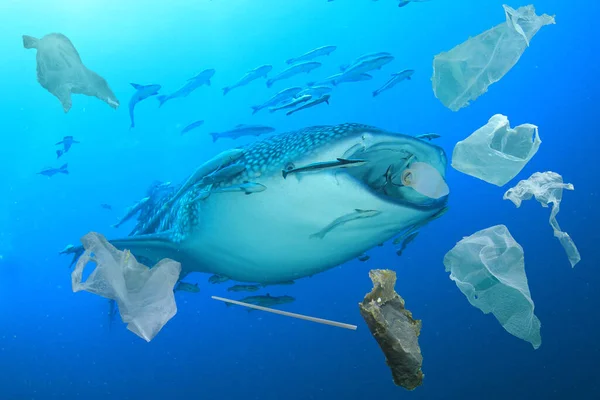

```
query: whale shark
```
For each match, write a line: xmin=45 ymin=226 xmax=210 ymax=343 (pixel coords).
xmin=64 ymin=123 xmax=449 ymax=284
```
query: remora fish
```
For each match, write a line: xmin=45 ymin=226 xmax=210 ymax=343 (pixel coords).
xmin=336 ymin=55 xmax=394 ymax=83
xmin=38 ymin=164 xmax=68 ymax=177
xmin=208 ymin=274 xmax=230 ymax=284
xmin=181 ymin=120 xmax=205 ymax=135
xmin=286 ymin=94 xmax=330 ymax=116
xmin=128 ymin=83 xmax=161 ymax=128
xmin=223 ymin=65 xmax=272 ymax=95
xmin=309 ymin=72 xmax=372 ymax=87
xmin=112 ymin=197 xmax=151 ymax=228
xmin=286 ymin=45 xmax=337 ymax=65
xmin=415 ymin=133 xmax=441 ymax=141
xmin=251 ymin=87 xmax=303 ymax=114
xmin=282 ymin=157 xmax=365 ymax=179
xmin=55 ymin=136 xmax=79 ymax=152
xmin=227 ymin=284 xmax=261 ymax=293
xmin=22 ymin=33 xmax=119 ymax=112
xmin=63 ymin=123 xmax=449 ymax=285
xmin=296 ymin=86 xmax=332 ymax=98
xmin=310 ymin=209 xmax=382 ymax=239
xmin=209 ymin=124 xmax=276 ymax=142
xmin=157 ymin=69 xmax=215 ymax=107
xmin=373 ymin=69 xmax=414 ymax=97
xmin=175 ymin=281 xmax=200 ymax=293
xmin=339 ymin=52 xmax=392 ymax=72
xmin=266 ymin=62 xmax=322 ymax=88
xmin=269 ymin=94 xmax=312 ymax=113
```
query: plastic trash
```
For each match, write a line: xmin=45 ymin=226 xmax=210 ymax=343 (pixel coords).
xmin=432 ymin=4 xmax=555 ymax=111
xmin=71 ymin=232 xmax=181 ymax=342
xmin=451 ymin=114 xmax=541 ymax=186
xmin=359 ymin=269 xmax=424 ymax=390
xmin=504 ymin=171 xmax=580 ymax=267
xmin=443 ymin=225 xmax=542 ymax=349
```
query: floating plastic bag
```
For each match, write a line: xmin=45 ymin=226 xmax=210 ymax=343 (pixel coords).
xmin=504 ymin=171 xmax=580 ymax=267
xmin=71 ymin=232 xmax=181 ymax=342
xmin=443 ymin=225 xmax=541 ymax=349
xmin=451 ymin=114 xmax=541 ymax=186
xmin=432 ymin=4 xmax=555 ymax=111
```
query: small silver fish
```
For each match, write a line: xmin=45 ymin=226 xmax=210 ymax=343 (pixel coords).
xmin=208 ymin=274 xmax=230 ymax=284
xmin=267 ymin=62 xmax=322 ymax=88
xmin=373 ymin=70 xmax=414 ymax=97
xmin=213 ymin=182 xmax=267 ymax=195
xmin=175 ymin=282 xmax=200 ymax=293
xmin=202 ymin=163 xmax=246 ymax=185
xmin=286 ymin=94 xmax=330 ymax=116
xmin=286 ymin=45 xmax=337 ymax=65
xmin=251 ymin=87 xmax=303 ymax=114
xmin=227 ymin=284 xmax=261 ymax=293
xmin=358 ymin=254 xmax=370 ymax=262
xmin=415 ymin=133 xmax=441 ymax=141
xmin=269 ymin=94 xmax=312 ymax=113
xmin=223 ymin=65 xmax=272 ymax=95
xmin=339 ymin=52 xmax=392 ymax=72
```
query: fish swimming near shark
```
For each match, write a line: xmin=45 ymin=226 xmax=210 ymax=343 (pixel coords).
xmin=38 ymin=164 xmax=68 ymax=177
xmin=157 ymin=69 xmax=214 ymax=107
xmin=62 ymin=123 xmax=449 ymax=285
xmin=339 ymin=52 xmax=393 ymax=72
xmin=372 ymin=69 xmax=415 ymax=97
xmin=286 ymin=45 xmax=337 ymax=65
xmin=174 ymin=281 xmax=200 ymax=293
xmin=251 ymin=87 xmax=303 ymax=114
xmin=286 ymin=94 xmax=330 ymax=116
xmin=209 ymin=124 xmax=276 ymax=142
xmin=181 ymin=120 xmax=205 ymax=135
xmin=223 ymin=65 xmax=272 ymax=96
xmin=55 ymin=135 xmax=80 ymax=158
xmin=129 ymin=83 xmax=161 ymax=128
xmin=22 ymin=33 xmax=119 ymax=113
xmin=266 ymin=62 xmax=322 ymax=88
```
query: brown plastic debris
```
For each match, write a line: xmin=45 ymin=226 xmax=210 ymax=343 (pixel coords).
xmin=359 ymin=269 xmax=424 ymax=390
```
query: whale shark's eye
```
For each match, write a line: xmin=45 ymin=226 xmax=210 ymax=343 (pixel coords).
xmin=285 ymin=162 xmax=295 ymax=171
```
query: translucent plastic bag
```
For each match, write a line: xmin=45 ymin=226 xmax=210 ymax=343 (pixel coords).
xmin=72 ymin=232 xmax=181 ymax=342
xmin=432 ymin=4 xmax=555 ymax=111
xmin=443 ymin=225 xmax=541 ymax=349
xmin=451 ymin=114 xmax=541 ymax=186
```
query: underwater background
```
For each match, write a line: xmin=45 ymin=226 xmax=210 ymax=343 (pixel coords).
xmin=0 ymin=0 xmax=598 ymax=399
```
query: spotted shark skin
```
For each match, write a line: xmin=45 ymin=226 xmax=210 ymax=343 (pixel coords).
xmin=65 ymin=123 xmax=449 ymax=284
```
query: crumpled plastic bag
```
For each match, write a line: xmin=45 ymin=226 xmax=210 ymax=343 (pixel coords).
xmin=504 ymin=171 xmax=580 ymax=267
xmin=71 ymin=232 xmax=181 ymax=342
xmin=443 ymin=225 xmax=542 ymax=349
xmin=451 ymin=114 xmax=541 ymax=186
xmin=432 ymin=4 xmax=555 ymax=111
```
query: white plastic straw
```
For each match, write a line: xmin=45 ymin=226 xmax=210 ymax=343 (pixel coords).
xmin=212 ymin=296 xmax=357 ymax=331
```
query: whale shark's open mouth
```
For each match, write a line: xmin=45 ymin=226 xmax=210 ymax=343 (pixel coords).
xmin=343 ymin=138 xmax=450 ymax=210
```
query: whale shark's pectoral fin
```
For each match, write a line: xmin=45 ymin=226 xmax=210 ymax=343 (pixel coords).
xmin=62 ymin=232 xmax=186 ymax=272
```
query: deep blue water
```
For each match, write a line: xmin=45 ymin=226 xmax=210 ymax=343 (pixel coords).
xmin=1 ymin=0 xmax=598 ymax=399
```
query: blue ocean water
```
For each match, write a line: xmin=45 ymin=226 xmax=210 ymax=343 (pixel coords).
xmin=0 ymin=0 xmax=598 ymax=398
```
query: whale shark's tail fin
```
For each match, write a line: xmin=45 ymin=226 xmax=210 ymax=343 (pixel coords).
xmin=22 ymin=35 xmax=39 ymax=49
